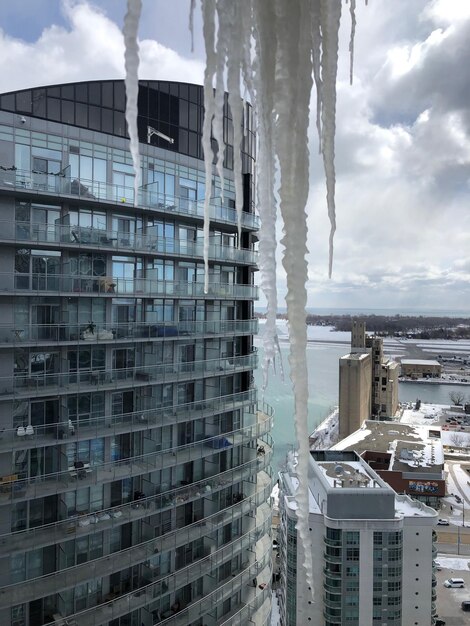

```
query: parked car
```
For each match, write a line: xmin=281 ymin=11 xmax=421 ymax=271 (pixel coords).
xmin=455 ymin=495 xmax=462 ymax=503
xmin=435 ymin=618 xmax=446 ymax=625
xmin=444 ymin=577 xmax=465 ymax=588
xmin=461 ymin=600 xmax=470 ymax=611
xmin=437 ymin=519 xmax=450 ymax=526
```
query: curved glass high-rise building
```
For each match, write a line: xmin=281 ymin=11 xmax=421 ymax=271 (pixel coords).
xmin=0 ymin=80 xmax=272 ymax=626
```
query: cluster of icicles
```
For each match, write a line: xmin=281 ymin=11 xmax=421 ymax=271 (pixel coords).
xmin=123 ymin=0 xmax=360 ymax=602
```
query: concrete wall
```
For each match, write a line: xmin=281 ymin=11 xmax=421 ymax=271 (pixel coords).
xmin=339 ymin=353 xmax=371 ymax=440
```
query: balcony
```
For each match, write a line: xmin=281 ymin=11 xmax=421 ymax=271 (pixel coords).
xmin=0 ymin=434 xmax=273 ymax=504
xmin=0 ymin=509 xmax=272 ymax=610
xmin=0 ymin=273 xmax=259 ymax=300
xmin=0 ymin=168 xmax=260 ymax=230
xmin=1 ymin=221 xmax=258 ymax=265
xmin=39 ymin=527 xmax=272 ymax=626
xmin=0 ymin=464 xmax=272 ymax=558
xmin=0 ymin=318 xmax=258 ymax=347
xmin=0 ymin=353 xmax=258 ymax=399
xmin=0 ymin=390 xmax=263 ymax=452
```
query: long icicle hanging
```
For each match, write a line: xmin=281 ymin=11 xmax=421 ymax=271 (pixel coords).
xmin=123 ymin=0 xmax=142 ymax=206
xmin=199 ymin=0 xmax=352 ymax=600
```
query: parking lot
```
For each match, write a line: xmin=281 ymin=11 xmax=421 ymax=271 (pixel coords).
xmin=435 ymin=557 xmax=470 ymax=625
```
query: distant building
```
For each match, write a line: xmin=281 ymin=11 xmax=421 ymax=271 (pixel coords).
xmin=278 ymin=450 xmax=437 ymax=626
xmin=400 ymin=359 xmax=442 ymax=379
xmin=332 ymin=420 xmax=446 ymax=507
xmin=339 ymin=321 xmax=399 ymax=439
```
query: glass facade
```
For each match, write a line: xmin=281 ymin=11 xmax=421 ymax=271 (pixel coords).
xmin=0 ymin=80 xmax=271 ymax=626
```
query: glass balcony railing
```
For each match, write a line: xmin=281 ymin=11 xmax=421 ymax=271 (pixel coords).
xmin=0 ymin=318 xmax=258 ymax=345
xmin=0 ymin=462 xmax=272 ymax=559
xmin=0 ymin=168 xmax=260 ymax=230
xmin=0 ymin=509 xmax=272 ymax=611
xmin=0 ymin=390 xmax=262 ymax=451
xmin=1 ymin=272 xmax=258 ymax=300
xmin=2 ymin=221 xmax=258 ymax=265
xmin=0 ymin=352 xmax=258 ymax=398
xmin=0 ymin=433 xmax=273 ymax=503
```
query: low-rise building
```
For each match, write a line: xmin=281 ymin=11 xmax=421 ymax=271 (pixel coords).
xmin=278 ymin=450 xmax=437 ymax=626
xmin=332 ymin=420 xmax=446 ymax=507
xmin=400 ymin=359 xmax=442 ymax=379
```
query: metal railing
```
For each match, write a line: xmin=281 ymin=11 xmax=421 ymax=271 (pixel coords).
xmin=0 ymin=389 xmax=261 ymax=451
xmin=0 ymin=432 xmax=273 ymax=503
xmin=1 ymin=352 xmax=258 ymax=398
xmin=2 ymin=272 xmax=258 ymax=299
xmin=40 ymin=524 xmax=272 ymax=626
xmin=0 ymin=505 xmax=272 ymax=612
xmin=0 ymin=168 xmax=260 ymax=230
xmin=0 ymin=318 xmax=258 ymax=346
xmin=2 ymin=221 xmax=258 ymax=265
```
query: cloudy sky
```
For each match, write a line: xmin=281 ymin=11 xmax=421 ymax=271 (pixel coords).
xmin=1 ymin=0 xmax=469 ymax=314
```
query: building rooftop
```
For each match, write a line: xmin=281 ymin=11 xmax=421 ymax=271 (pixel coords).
xmin=332 ymin=420 xmax=444 ymax=474
xmin=400 ymin=359 xmax=441 ymax=366
xmin=316 ymin=460 xmax=381 ymax=489
xmin=340 ymin=352 xmax=370 ymax=361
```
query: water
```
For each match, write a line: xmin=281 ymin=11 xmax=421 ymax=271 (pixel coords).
xmin=255 ymin=341 xmax=469 ymax=472
xmin=261 ymin=307 xmax=470 ymax=318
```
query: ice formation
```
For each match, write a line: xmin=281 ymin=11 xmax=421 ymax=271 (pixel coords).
xmin=122 ymin=0 xmax=358 ymax=603
xmin=123 ymin=0 xmax=142 ymax=204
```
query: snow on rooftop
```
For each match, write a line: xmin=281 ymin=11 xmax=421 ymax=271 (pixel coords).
xmin=394 ymin=494 xmax=437 ymax=518
xmin=400 ymin=359 xmax=441 ymax=366
xmin=333 ymin=424 xmax=371 ymax=450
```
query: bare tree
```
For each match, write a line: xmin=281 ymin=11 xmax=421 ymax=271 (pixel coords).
xmin=449 ymin=391 xmax=466 ymax=406
xmin=449 ymin=432 xmax=465 ymax=447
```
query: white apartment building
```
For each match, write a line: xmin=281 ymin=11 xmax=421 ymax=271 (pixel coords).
xmin=278 ymin=450 xmax=438 ymax=626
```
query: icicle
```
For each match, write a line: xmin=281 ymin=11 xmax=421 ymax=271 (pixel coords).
xmin=201 ymin=0 xmax=217 ymax=293
xmin=273 ymin=0 xmax=316 ymax=597
xmin=252 ymin=0 xmax=282 ymax=387
xmin=189 ymin=0 xmax=196 ymax=53
xmin=349 ymin=0 xmax=356 ymax=85
xmin=320 ymin=0 xmax=342 ymax=278
xmin=123 ymin=0 xmax=142 ymax=206
xmin=312 ymin=0 xmax=323 ymax=150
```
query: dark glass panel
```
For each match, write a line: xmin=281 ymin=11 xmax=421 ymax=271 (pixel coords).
xmin=179 ymin=99 xmax=188 ymax=128
xmin=137 ymin=86 xmax=148 ymax=117
xmin=61 ymin=100 xmax=75 ymax=125
xmin=169 ymin=94 xmax=179 ymax=125
xmin=114 ymin=82 xmax=126 ymax=111
xmin=102 ymin=82 xmax=113 ymax=108
xmin=179 ymin=84 xmax=188 ymax=100
xmin=224 ymin=144 xmax=233 ymax=170
xmin=137 ymin=117 xmax=147 ymax=143
xmin=179 ymin=128 xmax=188 ymax=154
xmin=32 ymin=90 xmax=46 ymax=116
xmin=47 ymin=98 xmax=61 ymax=121
xmin=61 ymin=85 xmax=74 ymax=100
xmin=0 ymin=93 xmax=15 ymax=111
xmin=189 ymin=85 xmax=199 ymax=104
xmin=114 ymin=111 xmax=126 ymax=136
xmin=75 ymin=83 xmax=88 ymax=103
xmin=159 ymin=82 xmax=169 ymax=93
xmin=76 ymin=103 xmax=88 ymax=127
xmin=189 ymin=103 xmax=198 ymax=131
xmin=88 ymin=83 xmax=101 ymax=106
xmin=47 ymin=86 xmax=60 ymax=98
xmin=102 ymin=108 xmax=113 ymax=134
xmin=148 ymin=87 xmax=158 ymax=118
xmin=159 ymin=92 xmax=170 ymax=122
xmin=169 ymin=83 xmax=179 ymax=97
xmin=16 ymin=91 xmax=32 ymax=114
xmin=88 ymin=105 xmax=101 ymax=130
xmin=188 ymin=131 xmax=198 ymax=158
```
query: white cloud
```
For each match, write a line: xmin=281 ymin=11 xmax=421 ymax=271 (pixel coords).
xmin=0 ymin=0 xmax=203 ymax=93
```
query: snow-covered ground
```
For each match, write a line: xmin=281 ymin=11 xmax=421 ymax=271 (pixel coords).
xmin=271 ymin=591 xmax=281 ymax=625
xmin=436 ymin=555 xmax=470 ymax=570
